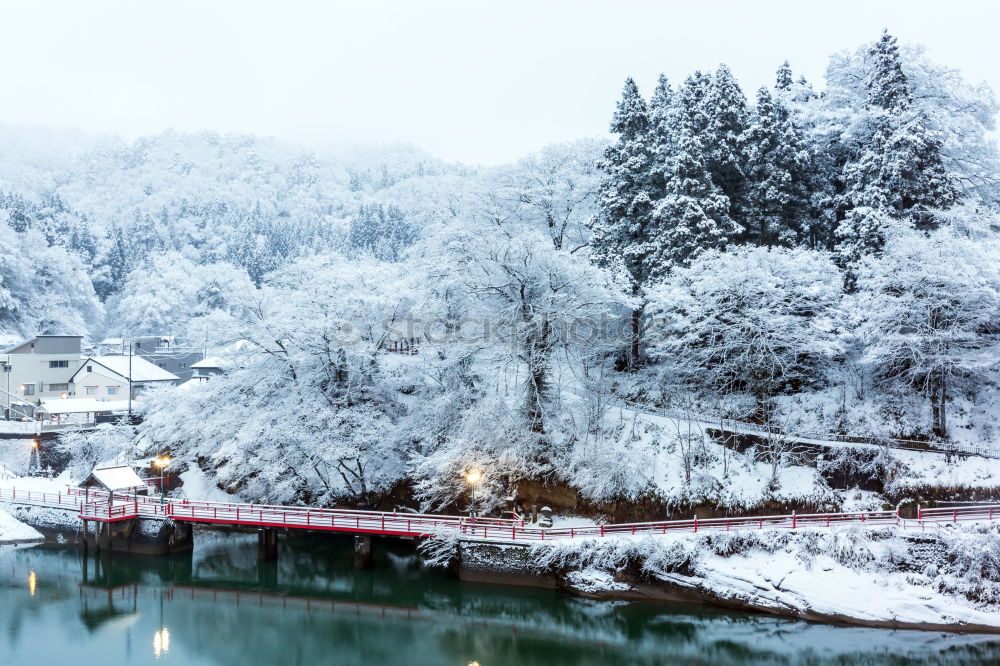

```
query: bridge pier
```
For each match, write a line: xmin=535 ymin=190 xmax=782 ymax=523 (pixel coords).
xmin=79 ymin=518 xmax=193 ymax=556
xmin=257 ymin=528 xmax=278 ymax=561
xmin=354 ymin=534 xmax=374 ymax=568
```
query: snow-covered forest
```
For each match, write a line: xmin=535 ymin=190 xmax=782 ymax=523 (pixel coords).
xmin=3 ymin=32 xmax=1000 ymax=512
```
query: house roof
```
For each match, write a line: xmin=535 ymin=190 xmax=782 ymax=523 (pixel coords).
xmin=38 ymin=398 xmax=132 ymax=414
xmin=70 ymin=355 xmax=179 ymax=384
xmin=190 ymin=356 xmax=224 ymax=369
xmin=85 ymin=465 xmax=145 ymax=491
xmin=2 ymin=335 xmax=83 ymax=354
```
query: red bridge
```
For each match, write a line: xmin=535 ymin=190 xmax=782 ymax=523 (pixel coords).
xmin=2 ymin=486 xmax=998 ymax=542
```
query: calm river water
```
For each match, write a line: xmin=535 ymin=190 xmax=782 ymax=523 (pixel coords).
xmin=1 ymin=533 xmax=998 ymax=665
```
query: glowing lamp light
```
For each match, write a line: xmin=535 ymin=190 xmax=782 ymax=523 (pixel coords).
xmin=153 ymin=627 xmax=171 ymax=658
xmin=28 ymin=570 xmax=36 ymax=596
xmin=465 ymin=470 xmax=482 ymax=485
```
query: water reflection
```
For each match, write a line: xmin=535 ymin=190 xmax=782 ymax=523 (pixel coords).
xmin=152 ymin=627 xmax=170 ymax=659
xmin=0 ymin=534 xmax=998 ymax=665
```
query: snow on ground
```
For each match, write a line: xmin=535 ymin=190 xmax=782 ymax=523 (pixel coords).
xmin=581 ymin=397 xmax=1000 ymax=514
xmin=0 ymin=471 xmax=75 ymax=493
xmin=0 ymin=507 xmax=43 ymax=543
xmin=175 ymin=465 xmax=238 ymax=503
xmin=578 ymin=404 xmax=838 ymax=510
xmin=840 ymin=490 xmax=886 ymax=512
xmin=564 ymin=568 xmax=631 ymax=594
xmin=537 ymin=524 xmax=1000 ymax=630
xmin=551 ymin=515 xmax=599 ymax=528
xmin=892 ymin=448 xmax=1000 ymax=490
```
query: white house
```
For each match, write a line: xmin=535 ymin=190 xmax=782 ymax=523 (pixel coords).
xmin=69 ymin=356 xmax=179 ymax=401
xmin=1 ymin=335 xmax=84 ymax=417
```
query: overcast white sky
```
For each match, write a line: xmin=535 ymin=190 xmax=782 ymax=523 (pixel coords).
xmin=0 ymin=0 xmax=995 ymax=165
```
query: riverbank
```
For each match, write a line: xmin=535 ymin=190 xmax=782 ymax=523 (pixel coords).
xmin=452 ymin=524 xmax=1000 ymax=634
xmin=0 ymin=506 xmax=44 ymax=545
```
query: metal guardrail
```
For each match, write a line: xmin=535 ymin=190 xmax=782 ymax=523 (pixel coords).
xmin=616 ymin=399 xmax=1000 ymax=459
xmin=0 ymin=420 xmax=96 ymax=434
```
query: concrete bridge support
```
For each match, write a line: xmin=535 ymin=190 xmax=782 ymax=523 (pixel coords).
xmin=354 ymin=534 xmax=374 ymax=568
xmin=80 ymin=518 xmax=193 ymax=556
xmin=257 ymin=528 xmax=278 ymax=561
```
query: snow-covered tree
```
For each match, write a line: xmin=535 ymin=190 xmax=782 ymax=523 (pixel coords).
xmin=503 ymin=139 xmax=604 ymax=251
xmin=651 ymin=127 xmax=741 ymax=267
xmin=590 ymin=78 xmax=656 ymax=368
xmin=846 ymin=218 xmax=1000 ymax=437
xmin=108 ymin=251 xmax=254 ymax=340
xmin=744 ymin=86 xmax=813 ymax=246
xmin=647 ymin=246 xmax=842 ymax=409
xmin=702 ymin=64 xmax=751 ymax=230
xmin=833 ymin=32 xmax=963 ymax=263
xmin=347 ymin=203 xmax=418 ymax=261
xmin=0 ymin=223 xmax=103 ymax=338
xmin=139 ymin=257 xmax=415 ymax=505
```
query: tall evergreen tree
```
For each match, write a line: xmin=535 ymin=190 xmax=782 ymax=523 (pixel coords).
xmin=648 ymin=74 xmax=680 ymax=202
xmin=590 ymin=78 xmax=656 ymax=368
xmin=744 ymin=87 xmax=813 ymax=246
xmin=701 ymin=65 xmax=751 ymax=235
xmin=652 ymin=127 xmax=741 ymax=267
xmin=838 ymin=31 xmax=958 ymax=262
xmin=678 ymin=72 xmax=712 ymax=135
xmin=775 ymin=60 xmax=794 ymax=91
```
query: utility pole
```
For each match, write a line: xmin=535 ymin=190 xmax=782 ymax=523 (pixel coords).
xmin=128 ymin=341 xmax=133 ymax=419
xmin=3 ymin=358 xmax=10 ymax=421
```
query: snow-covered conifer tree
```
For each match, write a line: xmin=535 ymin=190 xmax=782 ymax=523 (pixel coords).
xmin=744 ymin=87 xmax=813 ymax=245
xmin=651 ymin=127 xmax=741 ymax=267
xmin=702 ymin=64 xmax=751 ymax=232
xmin=837 ymin=31 xmax=958 ymax=263
xmin=590 ymin=78 xmax=656 ymax=368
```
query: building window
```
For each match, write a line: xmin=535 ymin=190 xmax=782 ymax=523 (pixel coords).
xmin=87 ymin=365 xmax=93 ymax=373
xmin=179 ymin=363 xmax=187 ymax=369
xmin=158 ymin=363 xmax=166 ymax=368
xmin=85 ymin=386 xmax=97 ymax=395
xmin=49 ymin=360 xmax=69 ymax=368
xmin=49 ymin=383 xmax=69 ymax=391
xmin=22 ymin=384 xmax=35 ymax=396
xmin=107 ymin=387 xmax=119 ymax=396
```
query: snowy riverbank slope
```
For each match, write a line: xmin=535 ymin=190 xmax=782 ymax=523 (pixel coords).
xmin=531 ymin=524 xmax=1000 ymax=631
xmin=0 ymin=507 xmax=43 ymax=544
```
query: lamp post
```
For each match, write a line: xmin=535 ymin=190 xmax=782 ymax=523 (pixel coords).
xmin=465 ymin=470 xmax=482 ymax=525
xmin=29 ymin=439 xmax=39 ymax=476
xmin=3 ymin=361 xmax=10 ymax=420
xmin=154 ymin=455 xmax=171 ymax=506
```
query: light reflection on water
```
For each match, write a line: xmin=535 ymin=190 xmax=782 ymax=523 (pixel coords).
xmin=0 ymin=534 xmax=998 ymax=666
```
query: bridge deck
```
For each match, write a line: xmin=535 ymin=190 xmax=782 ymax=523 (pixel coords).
xmin=3 ymin=485 xmax=999 ymax=542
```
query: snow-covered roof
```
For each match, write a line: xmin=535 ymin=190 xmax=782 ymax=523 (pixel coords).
xmin=86 ymin=465 xmax=145 ymax=491
xmin=71 ymin=355 xmax=179 ymax=383
xmin=38 ymin=398 xmax=132 ymax=414
xmin=191 ymin=356 xmax=224 ymax=369
xmin=100 ymin=337 xmax=123 ymax=345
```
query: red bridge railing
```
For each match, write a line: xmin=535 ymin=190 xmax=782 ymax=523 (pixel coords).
xmin=5 ymin=485 xmax=1000 ymax=541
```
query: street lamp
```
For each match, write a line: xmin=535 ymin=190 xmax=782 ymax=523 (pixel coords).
xmin=154 ymin=455 xmax=172 ymax=505
xmin=29 ymin=439 xmax=39 ymax=475
xmin=465 ymin=469 xmax=482 ymax=525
